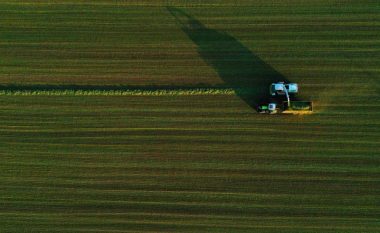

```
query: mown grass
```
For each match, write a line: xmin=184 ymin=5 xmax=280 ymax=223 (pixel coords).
xmin=0 ymin=0 xmax=379 ymax=232
xmin=0 ymin=88 xmax=236 ymax=96
xmin=1 ymin=95 xmax=380 ymax=232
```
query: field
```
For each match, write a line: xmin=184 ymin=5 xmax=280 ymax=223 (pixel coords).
xmin=1 ymin=1 xmax=380 ymax=232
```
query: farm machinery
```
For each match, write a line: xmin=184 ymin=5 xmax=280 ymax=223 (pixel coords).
xmin=257 ymin=82 xmax=313 ymax=114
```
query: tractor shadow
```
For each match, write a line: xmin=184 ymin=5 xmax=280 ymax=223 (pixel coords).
xmin=167 ymin=7 xmax=289 ymax=109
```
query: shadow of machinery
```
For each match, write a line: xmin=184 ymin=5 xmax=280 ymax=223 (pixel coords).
xmin=167 ymin=7 xmax=290 ymax=109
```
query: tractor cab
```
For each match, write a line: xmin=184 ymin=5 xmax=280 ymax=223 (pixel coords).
xmin=270 ymin=82 xmax=298 ymax=96
xmin=257 ymin=103 xmax=277 ymax=114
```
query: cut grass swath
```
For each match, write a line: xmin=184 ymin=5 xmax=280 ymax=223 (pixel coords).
xmin=0 ymin=88 xmax=237 ymax=96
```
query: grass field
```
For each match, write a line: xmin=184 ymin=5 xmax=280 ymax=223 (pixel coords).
xmin=1 ymin=95 xmax=379 ymax=232
xmin=1 ymin=0 xmax=380 ymax=232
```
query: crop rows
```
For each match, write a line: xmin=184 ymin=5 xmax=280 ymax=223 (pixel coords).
xmin=1 ymin=95 xmax=380 ymax=233
xmin=0 ymin=0 xmax=379 ymax=232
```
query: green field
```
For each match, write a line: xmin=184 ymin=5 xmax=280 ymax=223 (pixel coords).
xmin=1 ymin=1 xmax=379 ymax=232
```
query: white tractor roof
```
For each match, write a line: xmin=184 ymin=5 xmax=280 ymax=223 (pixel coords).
xmin=274 ymin=83 xmax=284 ymax=91
xmin=287 ymin=83 xmax=298 ymax=93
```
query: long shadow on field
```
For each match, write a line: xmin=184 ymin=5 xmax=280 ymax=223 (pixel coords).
xmin=167 ymin=7 xmax=289 ymax=108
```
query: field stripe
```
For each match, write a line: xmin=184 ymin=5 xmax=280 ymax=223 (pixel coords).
xmin=0 ymin=88 xmax=237 ymax=96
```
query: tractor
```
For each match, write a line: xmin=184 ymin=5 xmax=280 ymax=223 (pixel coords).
xmin=259 ymin=82 xmax=312 ymax=114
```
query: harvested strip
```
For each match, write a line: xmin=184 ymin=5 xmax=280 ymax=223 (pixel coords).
xmin=0 ymin=88 xmax=237 ymax=96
